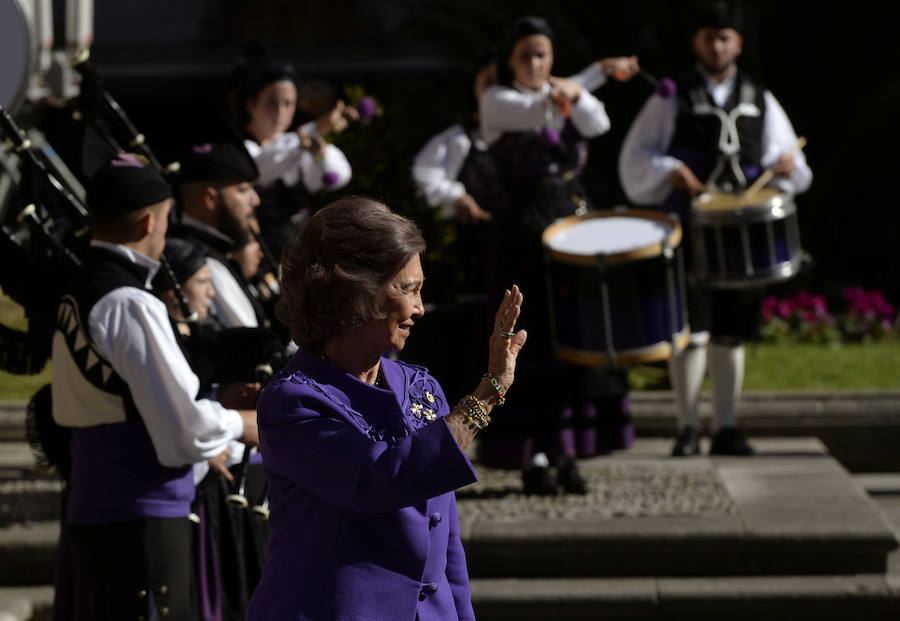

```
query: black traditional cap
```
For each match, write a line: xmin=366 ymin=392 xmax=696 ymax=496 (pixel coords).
xmin=239 ymin=58 xmax=300 ymax=104
xmin=497 ymin=16 xmax=556 ymax=87
xmin=152 ymin=237 xmax=208 ymax=291
xmin=86 ymin=153 xmax=172 ymax=215
xmin=178 ymin=143 xmax=259 ymax=185
xmin=694 ymin=1 xmax=744 ymax=33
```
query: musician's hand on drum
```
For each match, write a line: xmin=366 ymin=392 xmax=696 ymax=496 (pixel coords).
xmin=548 ymin=76 xmax=583 ymax=104
xmin=487 ymin=285 xmax=527 ymax=394
xmin=669 ymin=164 xmax=705 ymax=196
xmin=600 ymin=55 xmax=640 ymax=81
xmin=772 ymin=152 xmax=796 ymax=177
xmin=208 ymin=446 xmax=234 ymax=483
xmin=453 ymin=194 xmax=487 ymax=225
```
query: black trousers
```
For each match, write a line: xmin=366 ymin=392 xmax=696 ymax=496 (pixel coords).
xmin=67 ymin=517 xmax=195 ymax=621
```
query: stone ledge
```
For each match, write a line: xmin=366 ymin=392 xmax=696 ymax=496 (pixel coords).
xmin=0 ymin=586 xmax=52 ymax=621
xmin=471 ymin=575 xmax=900 ymax=620
xmin=461 ymin=441 xmax=898 ymax=578
xmin=0 ymin=524 xmax=59 ymax=586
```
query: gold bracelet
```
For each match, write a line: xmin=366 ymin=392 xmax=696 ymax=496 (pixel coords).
xmin=457 ymin=395 xmax=491 ymax=431
xmin=481 ymin=373 xmax=506 ymax=406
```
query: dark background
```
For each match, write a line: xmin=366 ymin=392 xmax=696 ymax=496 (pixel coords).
xmin=41 ymin=0 xmax=900 ymax=307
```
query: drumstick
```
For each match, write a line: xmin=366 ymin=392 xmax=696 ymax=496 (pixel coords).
xmin=742 ymin=136 xmax=807 ymax=201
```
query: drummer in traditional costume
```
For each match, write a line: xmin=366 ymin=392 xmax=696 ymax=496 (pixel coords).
xmin=236 ymin=58 xmax=352 ymax=259
xmin=618 ymin=1 xmax=812 ymax=456
xmin=479 ymin=15 xmax=639 ymax=494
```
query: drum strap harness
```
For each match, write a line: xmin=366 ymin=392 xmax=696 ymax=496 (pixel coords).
xmin=687 ymin=81 xmax=761 ymax=191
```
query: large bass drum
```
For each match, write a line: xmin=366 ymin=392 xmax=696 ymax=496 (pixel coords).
xmin=691 ymin=188 xmax=803 ymax=289
xmin=542 ymin=209 xmax=690 ymax=367
xmin=0 ymin=0 xmax=37 ymax=114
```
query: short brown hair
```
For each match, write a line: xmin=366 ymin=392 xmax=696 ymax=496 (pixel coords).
xmin=276 ymin=196 xmax=426 ymax=347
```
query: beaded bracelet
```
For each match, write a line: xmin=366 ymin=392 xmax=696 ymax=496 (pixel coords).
xmin=457 ymin=395 xmax=491 ymax=431
xmin=481 ymin=373 xmax=506 ymax=406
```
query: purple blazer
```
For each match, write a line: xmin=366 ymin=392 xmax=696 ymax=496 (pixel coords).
xmin=246 ymin=349 xmax=478 ymax=621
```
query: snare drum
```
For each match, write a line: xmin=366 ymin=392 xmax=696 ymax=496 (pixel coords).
xmin=691 ymin=188 xmax=802 ymax=289
xmin=542 ymin=209 xmax=690 ymax=367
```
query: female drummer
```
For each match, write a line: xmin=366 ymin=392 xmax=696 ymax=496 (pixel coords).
xmin=479 ymin=15 xmax=639 ymax=494
xmin=246 ymin=196 xmax=526 ymax=620
xmin=236 ymin=58 xmax=353 ymax=258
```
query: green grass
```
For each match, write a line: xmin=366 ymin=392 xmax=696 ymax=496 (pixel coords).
xmin=629 ymin=342 xmax=900 ymax=391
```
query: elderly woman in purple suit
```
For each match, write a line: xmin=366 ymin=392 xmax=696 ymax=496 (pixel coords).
xmin=245 ymin=196 xmax=527 ymax=620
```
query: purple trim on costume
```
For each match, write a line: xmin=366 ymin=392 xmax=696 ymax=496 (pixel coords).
xmin=575 ymin=402 xmax=598 ymax=458
xmin=656 ymin=77 xmax=677 ymax=98
xmin=554 ymin=405 xmax=577 ymax=459
xmin=110 ymin=153 xmax=144 ymax=168
xmin=538 ymin=127 xmax=561 ymax=146
xmin=67 ymin=423 xmax=194 ymax=523
xmin=195 ymin=497 xmax=223 ymax=621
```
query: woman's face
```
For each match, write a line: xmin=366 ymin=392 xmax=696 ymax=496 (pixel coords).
xmin=508 ymin=34 xmax=554 ymax=90
xmin=181 ymin=264 xmax=216 ymax=321
xmin=359 ymin=254 xmax=425 ymax=353
xmin=246 ymin=80 xmax=297 ymax=140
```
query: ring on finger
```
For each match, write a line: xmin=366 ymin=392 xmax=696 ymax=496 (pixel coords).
xmin=500 ymin=330 xmax=515 ymax=338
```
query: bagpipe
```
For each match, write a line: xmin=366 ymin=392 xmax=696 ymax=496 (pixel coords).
xmin=3 ymin=53 xmax=291 ymax=484
xmin=0 ymin=105 xmax=90 ymax=375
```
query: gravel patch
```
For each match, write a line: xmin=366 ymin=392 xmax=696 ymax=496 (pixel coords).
xmin=457 ymin=460 xmax=737 ymax=522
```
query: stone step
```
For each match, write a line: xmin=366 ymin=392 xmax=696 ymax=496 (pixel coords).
xmin=0 ymin=585 xmax=53 ymax=621
xmin=0 ymin=523 xmax=58 ymax=586
xmin=0 ymin=441 xmax=897 ymax=587
xmin=470 ymin=575 xmax=900 ymax=620
xmin=458 ymin=438 xmax=898 ymax=578
xmin=632 ymin=390 xmax=900 ymax=472
xmin=0 ymin=444 xmax=62 ymax=528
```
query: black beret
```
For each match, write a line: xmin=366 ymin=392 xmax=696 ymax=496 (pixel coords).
xmin=178 ymin=143 xmax=258 ymax=185
xmin=497 ymin=16 xmax=556 ymax=87
xmin=152 ymin=237 xmax=209 ymax=291
xmin=86 ymin=153 xmax=172 ymax=215
xmin=240 ymin=59 xmax=300 ymax=104
xmin=694 ymin=2 xmax=743 ymax=33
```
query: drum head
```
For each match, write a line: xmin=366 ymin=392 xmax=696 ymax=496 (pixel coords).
xmin=543 ymin=209 xmax=682 ymax=266
xmin=693 ymin=188 xmax=785 ymax=212
xmin=0 ymin=0 xmax=36 ymax=114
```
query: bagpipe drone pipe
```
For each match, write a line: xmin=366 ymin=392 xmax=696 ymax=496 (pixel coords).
xmin=0 ymin=106 xmax=90 ymax=376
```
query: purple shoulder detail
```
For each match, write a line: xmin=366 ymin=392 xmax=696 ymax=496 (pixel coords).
xmin=266 ymin=370 xmax=380 ymax=441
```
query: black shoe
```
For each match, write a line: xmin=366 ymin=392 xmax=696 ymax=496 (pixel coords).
xmin=556 ymin=459 xmax=589 ymax=495
xmin=522 ymin=465 xmax=559 ymax=496
xmin=671 ymin=426 xmax=701 ymax=457
xmin=710 ymin=427 xmax=755 ymax=456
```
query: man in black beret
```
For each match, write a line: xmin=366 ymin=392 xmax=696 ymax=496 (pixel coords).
xmin=49 ymin=153 xmax=259 ymax=620
xmin=619 ymin=1 xmax=812 ymax=457
xmin=169 ymin=143 xmax=271 ymax=331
